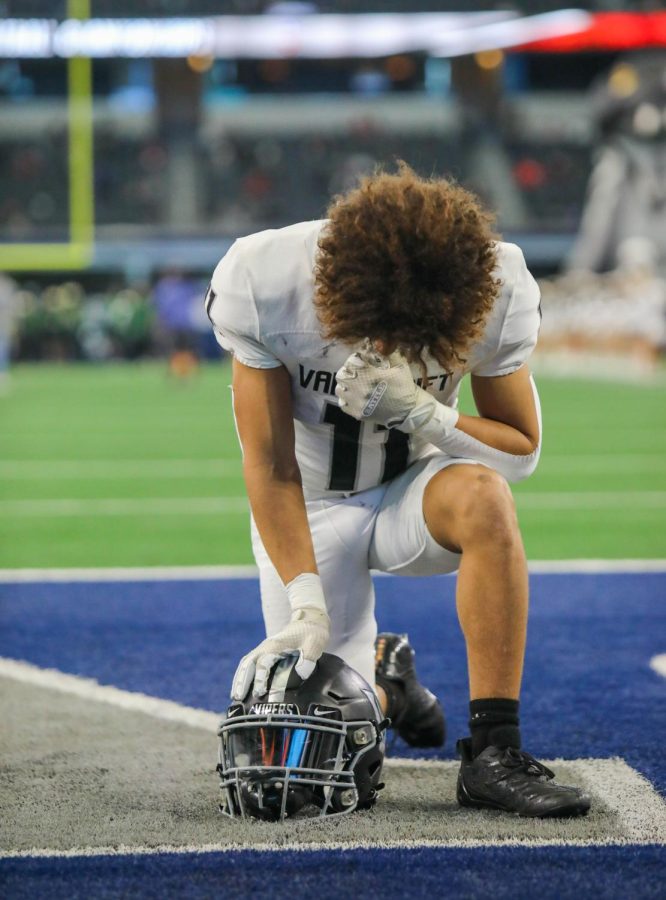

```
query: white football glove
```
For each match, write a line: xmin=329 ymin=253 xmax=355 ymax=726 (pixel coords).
xmin=231 ymin=573 xmax=330 ymax=701
xmin=335 ymin=347 xmax=459 ymax=434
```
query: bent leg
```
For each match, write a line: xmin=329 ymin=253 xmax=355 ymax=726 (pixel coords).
xmin=369 ymin=456 xmax=471 ymax=736
xmin=423 ymin=464 xmax=528 ymax=701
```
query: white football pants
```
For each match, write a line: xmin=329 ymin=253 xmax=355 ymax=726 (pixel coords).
xmin=251 ymin=453 xmax=478 ymax=685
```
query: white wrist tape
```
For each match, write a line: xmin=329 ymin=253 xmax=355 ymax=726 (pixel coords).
xmin=285 ymin=572 xmax=327 ymax=614
xmin=401 ymin=388 xmax=460 ymax=435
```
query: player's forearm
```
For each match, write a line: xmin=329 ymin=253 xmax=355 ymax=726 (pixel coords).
xmin=416 ymin=379 xmax=542 ymax=483
xmin=454 ymin=413 xmax=538 ymax=456
xmin=243 ymin=461 xmax=318 ymax=585
xmin=430 ymin=415 xmax=540 ymax=483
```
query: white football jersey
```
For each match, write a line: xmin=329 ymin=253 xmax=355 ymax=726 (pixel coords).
xmin=207 ymin=220 xmax=540 ymax=498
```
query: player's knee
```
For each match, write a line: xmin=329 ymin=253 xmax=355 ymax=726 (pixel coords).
xmin=454 ymin=467 xmax=518 ymax=547
xmin=424 ymin=464 xmax=519 ymax=552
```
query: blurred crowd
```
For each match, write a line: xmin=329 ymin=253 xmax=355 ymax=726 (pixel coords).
xmin=0 ymin=272 xmax=220 ymax=368
xmin=0 ymin=130 xmax=591 ymax=238
xmin=0 ymin=36 xmax=664 ymax=380
xmin=3 ymin=264 xmax=664 ymax=383
xmin=539 ymin=268 xmax=666 ymax=372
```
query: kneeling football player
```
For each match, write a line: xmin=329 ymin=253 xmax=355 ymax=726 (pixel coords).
xmin=207 ymin=164 xmax=590 ymax=818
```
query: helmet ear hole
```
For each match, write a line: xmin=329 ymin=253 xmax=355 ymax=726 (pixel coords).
xmin=367 ymin=759 xmax=382 ymax=778
xmin=326 ymin=690 xmax=352 ymax=701
xmin=328 ymin=786 xmax=358 ymax=814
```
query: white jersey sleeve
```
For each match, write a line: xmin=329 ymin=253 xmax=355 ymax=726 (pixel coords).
xmin=206 ymin=241 xmax=282 ymax=370
xmin=471 ymin=243 xmax=541 ymax=378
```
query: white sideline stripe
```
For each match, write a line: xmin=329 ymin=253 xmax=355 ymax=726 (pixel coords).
xmin=1 ymin=660 xmax=665 ymax=858
xmin=0 ymin=565 xmax=260 ymax=582
xmin=0 ymin=497 xmax=249 ymax=517
xmin=1 ymin=560 xmax=665 ymax=583
xmin=527 ymin=559 xmax=666 ymax=574
xmin=0 ymin=658 xmax=221 ymax=733
xmin=2 ymin=491 xmax=665 ymax=519
xmin=649 ymin=654 xmax=666 ymax=679
xmin=0 ymin=459 xmax=242 ymax=479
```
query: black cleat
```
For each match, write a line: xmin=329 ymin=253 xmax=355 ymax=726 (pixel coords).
xmin=456 ymin=738 xmax=591 ymax=818
xmin=374 ymin=632 xmax=445 ymax=748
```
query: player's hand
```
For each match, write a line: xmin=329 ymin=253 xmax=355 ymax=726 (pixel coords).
xmin=231 ymin=573 xmax=330 ymax=700
xmin=231 ymin=607 xmax=330 ymax=700
xmin=335 ymin=347 xmax=456 ymax=433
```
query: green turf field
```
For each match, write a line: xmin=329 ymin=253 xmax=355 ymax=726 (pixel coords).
xmin=1 ymin=362 xmax=664 ymax=567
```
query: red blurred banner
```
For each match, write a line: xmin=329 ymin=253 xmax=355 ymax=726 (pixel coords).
xmin=517 ymin=12 xmax=666 ymax=52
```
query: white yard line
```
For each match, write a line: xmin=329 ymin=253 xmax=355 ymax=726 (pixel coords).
xmin=515 ymin=491 xmax=666 ymax=509
xmin=543 ymin=455 xmax=666 ymax=472
xmin=0 ymin=454 xmax=661 ymax=481
xmin=0 ymin=460 xmax=242 ymax=479
xmin=0 ymin=560 xmax=665 ymax=583
xmin=0 ymin=497 xmax=249 ymax=517
xmin=1 ymin=491 xmax=665 ymax=518
xmin=649 ymin=654 xmax=666 ymax=679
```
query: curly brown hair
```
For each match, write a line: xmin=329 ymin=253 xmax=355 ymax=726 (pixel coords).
xmin=314 ymin=163 xmax=500 ymax=372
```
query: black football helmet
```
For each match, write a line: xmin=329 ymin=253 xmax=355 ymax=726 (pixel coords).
xmin=217 ymin=652 xmax=387 ymax=821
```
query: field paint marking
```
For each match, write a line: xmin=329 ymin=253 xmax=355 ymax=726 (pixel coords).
xmin=0 ymin=459 xmax=242 ymax=479
xmin=0 ymin=659 xmax=596 ymax=760
xmin=0 ymin=565 xmax=261 ymax=582
xmin=0 ymin=759 xmax=664 ymax=858
xmin=1 ymin=560 xmax=665 ymax=583
xmin=2 ymin=830 xmax=663 ymax=859
xmin=0 ymin=497 xmax=249 ymax=517
xmin=0 ymin=658 xmax=221 ymax=732
xmin=1 ymin=660 xmax=664 ymax=857
xmin=514 ymin=491 xmax=666 ymax=509
xmin=581 ymin=757 xmax=666 ymax=843
xmin=0 ymin=455 xmax=662 ymax=480
xmin=2 ymin=492 xmax=665 ymax=519
xmin=544 ymin=455 xmax=666 ymax=473
xmin=650 ymin=654 xmax=666 ymax=679
xmin=527 ymin=559 xmax=666 ymax=573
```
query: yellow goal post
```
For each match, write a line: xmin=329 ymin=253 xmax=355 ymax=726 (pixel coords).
xmin=0 ymin=0 xmax=94 ymax=271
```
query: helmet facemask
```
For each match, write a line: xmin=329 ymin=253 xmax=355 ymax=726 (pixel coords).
xmin=217 ymin=654 xmax=387 ymax=822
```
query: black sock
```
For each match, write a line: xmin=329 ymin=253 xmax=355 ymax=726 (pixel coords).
xmin=469 ymin=698 xmax=521 ymax=757
xmin=376 ymin=674 xmax=406 ymax=725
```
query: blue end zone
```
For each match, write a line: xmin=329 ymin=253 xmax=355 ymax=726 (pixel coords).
xmin=1 ymin=572 xmax=665 ymax=897
xmin=2 ymin=846 xmax=665 ymax=900
xmin=0 ymin=573 xmax=664 ymax=790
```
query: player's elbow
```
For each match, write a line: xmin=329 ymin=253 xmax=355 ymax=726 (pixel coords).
xmin=504 ymin=443 xmax=541 ymax=483
xmin=243 ymin=454 xmax=302 ymax=486
xmin=272 ymin=458 xmax=303 ymax=484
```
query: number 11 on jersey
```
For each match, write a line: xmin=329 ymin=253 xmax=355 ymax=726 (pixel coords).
xmin=323 ymin=402 xmax=409 ymax=492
